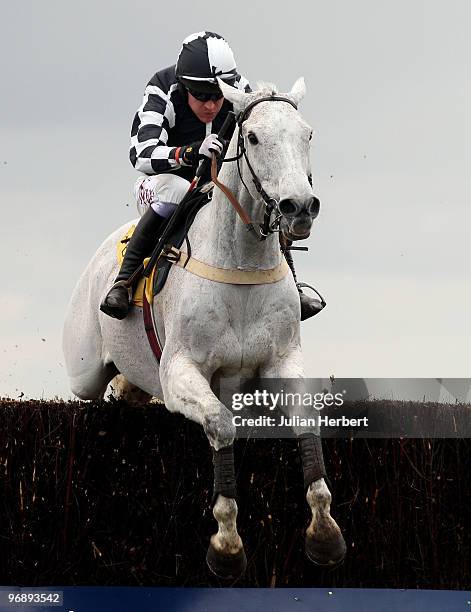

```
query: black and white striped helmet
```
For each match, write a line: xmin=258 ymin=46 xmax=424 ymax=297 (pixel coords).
xmin=176 ymin=31 xmax=238 ymax=93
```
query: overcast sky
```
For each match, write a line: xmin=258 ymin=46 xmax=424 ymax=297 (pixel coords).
xmin=1 ymin=1 xmax=470 ymax=399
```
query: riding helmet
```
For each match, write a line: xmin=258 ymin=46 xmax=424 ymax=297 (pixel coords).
xmin=176 ymin=31 xmax=238 ymax=93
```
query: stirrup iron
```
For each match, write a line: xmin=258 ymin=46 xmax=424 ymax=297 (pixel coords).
xmin=296 ymin=281 xmax=326 ymax=308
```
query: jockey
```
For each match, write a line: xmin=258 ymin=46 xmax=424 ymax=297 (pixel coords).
xmin=100 ymin=31 xmax=322 ymax=321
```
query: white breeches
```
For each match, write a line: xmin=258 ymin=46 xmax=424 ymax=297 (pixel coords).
xmin=134 ymin=174 xmax=190 ymax=218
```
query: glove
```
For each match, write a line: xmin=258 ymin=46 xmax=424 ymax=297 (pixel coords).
xmin=199 ymin=133 xmax=224 ymax=159
xmin=179 ymin=141 xmax=201 ymax=167
xmin=179 ymin=134 xmax=225 ymax=167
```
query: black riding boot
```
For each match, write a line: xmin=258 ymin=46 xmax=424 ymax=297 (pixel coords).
xmin=100 ymin=207 xmax=167 ymax=320
xmin=283 ymin=247 xmax=325 ymax=321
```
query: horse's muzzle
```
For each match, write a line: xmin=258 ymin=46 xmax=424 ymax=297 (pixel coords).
xmin=279 ymin=196 xmax=320 ymax=240
xmin=279 ymin=196 xmax=320 ymax=220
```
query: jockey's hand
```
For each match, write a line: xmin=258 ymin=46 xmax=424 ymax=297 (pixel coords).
xmin=179 ymin=141 xmax=201 ymax=167
xmin=180 ymin=135 xmax=225 ymax=167
xmin=198 ymin=133 xmax=225 ymax=159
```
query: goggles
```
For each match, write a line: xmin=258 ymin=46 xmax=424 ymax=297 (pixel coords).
xmin=186 ymin=88 xmax=224 ymax=102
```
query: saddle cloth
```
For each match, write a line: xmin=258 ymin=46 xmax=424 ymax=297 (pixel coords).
xmin=116 ymin=226 xmax=155 ymax=307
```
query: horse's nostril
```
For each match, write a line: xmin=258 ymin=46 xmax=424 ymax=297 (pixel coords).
xmin=279 ymin=199 xmax=298 ymax=216
xmin=308 ymin=196 xmax=320 ymax=218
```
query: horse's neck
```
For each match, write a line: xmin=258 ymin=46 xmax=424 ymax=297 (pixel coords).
xmin=190 ymin=135 xmax=281 ymax=269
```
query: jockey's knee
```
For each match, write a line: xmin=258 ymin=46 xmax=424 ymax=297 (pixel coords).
xmin=133 ymin=174 xmax=190 ymax=217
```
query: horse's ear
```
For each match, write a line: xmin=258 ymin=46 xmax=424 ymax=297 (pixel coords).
xmin=217 ymin=78 xmax=250 ymax=114
xmin=288 ymin=77 xmax=306 ymax=106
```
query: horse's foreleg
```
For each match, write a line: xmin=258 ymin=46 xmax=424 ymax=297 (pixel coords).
xmin=162 ymin=354 xmax=235 ymax=449
xmin=161 ymin=354 xmax=246 ymax=578
xmin=259 ymin=351 xmax=346 ymax=567
xmin=300 ymin=438 xmax=347 ymax=566
xmin=206 ymin=447 xmax=247 ymax=579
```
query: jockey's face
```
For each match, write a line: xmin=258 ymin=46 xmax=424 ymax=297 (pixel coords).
xmin=187 ymin=92 xmax=225 ymax=124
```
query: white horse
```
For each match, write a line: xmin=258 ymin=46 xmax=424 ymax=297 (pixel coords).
xmin=63 ymin=77 xmax=346 ymax=578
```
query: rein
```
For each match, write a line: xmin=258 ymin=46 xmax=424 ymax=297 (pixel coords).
xmin=210 ymin=156 xmax=257 ymax=236
xmin=213 ymin=95 xmax=298 ymax=241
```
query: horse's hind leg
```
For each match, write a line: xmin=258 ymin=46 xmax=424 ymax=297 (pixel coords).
xmin=68 ymin=356 xmax=118 ymax=400
xmin=108 ymin=374 xmax=152 ymax=405
xmin=64 ymin=309 xmax=118 ymax=400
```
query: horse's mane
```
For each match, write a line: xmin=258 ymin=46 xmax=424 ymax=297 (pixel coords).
xmin=254 ymin=82 xmax=279 ymax=97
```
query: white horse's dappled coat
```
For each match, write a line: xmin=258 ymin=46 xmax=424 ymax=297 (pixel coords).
xmin=63 ymin=78 xmax=346 ymax=572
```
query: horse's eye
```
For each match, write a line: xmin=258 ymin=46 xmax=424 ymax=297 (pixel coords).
xmin=248 ymin=133 xmax=259 ymax=145
xmin=309 ymin=131 xmax=313 ymax=141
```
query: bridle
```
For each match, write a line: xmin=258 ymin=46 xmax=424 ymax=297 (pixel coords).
xmin=214 ymin=95 xmax=299 ymax=241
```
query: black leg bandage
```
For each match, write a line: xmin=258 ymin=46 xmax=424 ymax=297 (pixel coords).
xmin=298 ymin=434 xmax=327 ymax=491
xmin=212 ymin=445 xmax=237 ymax=506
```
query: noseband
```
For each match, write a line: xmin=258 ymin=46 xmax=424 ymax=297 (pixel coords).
xmin=217 ymin=95 xmax=299 ymax=241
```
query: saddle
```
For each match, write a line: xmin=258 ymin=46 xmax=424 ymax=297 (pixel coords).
xmin=117 ymin=187 xmax=211 ymax=306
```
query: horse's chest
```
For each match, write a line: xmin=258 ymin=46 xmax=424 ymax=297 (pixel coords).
xmin=240 ymin=308 xmax=299 ymax=366
xmin=178 ymin=289 xmax=298 ymax=371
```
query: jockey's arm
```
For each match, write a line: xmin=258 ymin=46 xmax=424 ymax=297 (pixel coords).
xmin=129 ymin=83 xmax=180 ymax=175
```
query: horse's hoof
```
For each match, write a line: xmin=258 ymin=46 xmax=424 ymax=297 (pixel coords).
xmin=305 ymin=532 xmax=347 ymax=568
xmin=206 ymin=544 xmax=247 ymax=580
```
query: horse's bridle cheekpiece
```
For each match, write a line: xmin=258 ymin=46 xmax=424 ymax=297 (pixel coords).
xmin=216 ymin=96 xmax=299 ymax=241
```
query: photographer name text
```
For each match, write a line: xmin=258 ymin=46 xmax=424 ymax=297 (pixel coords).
xmin=232 ymin=415 xmax=368 ymax=428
